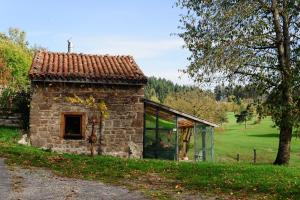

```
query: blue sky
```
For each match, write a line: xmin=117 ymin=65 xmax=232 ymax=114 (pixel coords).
xmin=0 ymin=0 xmax=193 ymax=85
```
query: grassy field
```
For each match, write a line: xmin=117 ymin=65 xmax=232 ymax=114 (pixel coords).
xmin=1 ymin=126 xmax=300 ymax=199
xmin=215 ymin=112 xmax=300 ymax=166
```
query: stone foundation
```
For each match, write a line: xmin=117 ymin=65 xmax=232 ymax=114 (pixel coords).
xmin=29 ymin=82 xmax=144 ymax=158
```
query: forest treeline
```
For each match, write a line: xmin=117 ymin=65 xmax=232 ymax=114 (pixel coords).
xmin=144 ymin=77 xmax=194 ymax=103
xmin=145 ymin=76 xmax=258 ymax=124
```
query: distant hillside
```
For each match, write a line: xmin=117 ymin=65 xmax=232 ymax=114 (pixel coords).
xmin=145 ymin=76 xmax=193 ymax=103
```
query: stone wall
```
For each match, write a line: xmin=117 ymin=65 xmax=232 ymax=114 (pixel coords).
xmin=0 ymin=112 xmax=22 ymax=127
xmin=29 ymin=82 xmax=144 ymax=158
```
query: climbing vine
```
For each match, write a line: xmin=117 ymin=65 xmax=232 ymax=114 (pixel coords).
xmin=65 ymin=95 xmax=109 ymax=119
xmin=65 ymin=94 xmax=109 ymax=156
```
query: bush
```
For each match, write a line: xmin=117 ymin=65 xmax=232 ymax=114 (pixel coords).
xmin=0 ymin=28 xmax=33 ymax=130
xmin=0 ymin=89 xmax=30 ymax=130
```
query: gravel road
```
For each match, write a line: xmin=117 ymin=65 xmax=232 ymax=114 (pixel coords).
xmin=0 ymin=159 xmax=147 ymax=200
xmin=0 ymin=159 xmax=11 ymax=200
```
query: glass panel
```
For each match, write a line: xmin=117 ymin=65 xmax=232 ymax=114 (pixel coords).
xmin=145 ymin=106 xmax=157 ymax=128
xmin=143 ymin=129 xmax=176 ymax=160
xmin=194 ymin=123 xmax=205 ymax=161
xmin=205 ymin=127 xmax=213 ymax=161
xmin=145 ymin=113 xmax=156 ymax=128
xmin=194 ymin=124 xmax=214 ymax=161
xmin=143 ymin=130 xmax=156 ymax=158
xmin=178 ymin=118 xmax=194 ymax=160
xmin=157 ymin=130 xmax=176 ymax=160
xmin=186 ymin=130 xmax=194 ymax=159
xmin=179 ymin=127 xmax=194 ymax=160
xmin=158 ymin=110 xmax=176 ymax=129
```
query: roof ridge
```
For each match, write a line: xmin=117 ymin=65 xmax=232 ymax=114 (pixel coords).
xmin=34 ymin=50 xmax=134 ymax=58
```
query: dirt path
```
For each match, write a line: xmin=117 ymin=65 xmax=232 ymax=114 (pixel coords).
xmin=0 ymin=159 xmax=147 ymax=200
xmin=0 ymin=158 xmax=222 ymax=200
xmin=0 ymin=159 xmax=11 ymax=200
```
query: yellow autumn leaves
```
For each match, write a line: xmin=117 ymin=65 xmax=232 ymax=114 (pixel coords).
xmin=65 ymin=95 xmax=109 ymax=119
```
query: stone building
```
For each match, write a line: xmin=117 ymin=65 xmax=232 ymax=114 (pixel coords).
xmin=29 ymin=51 xmax=218 ymax=161
xmin=29 ymin=51 xmax=147 ymax=158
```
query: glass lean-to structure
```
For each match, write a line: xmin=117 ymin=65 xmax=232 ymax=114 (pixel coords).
xmin=143 ymin=99 xmax=218 ymax=161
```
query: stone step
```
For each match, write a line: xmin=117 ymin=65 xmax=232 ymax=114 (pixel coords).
xmin=0 ymin=112 xmax=22 ymax=127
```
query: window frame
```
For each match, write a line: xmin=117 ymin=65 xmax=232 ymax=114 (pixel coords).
xmin=60 ymin=112 xmax=86 ymax=140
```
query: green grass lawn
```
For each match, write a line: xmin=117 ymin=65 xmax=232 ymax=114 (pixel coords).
xmin=1 ymin=126 xmax=300 ymax=199
xmin=215 ymin=112 xmax=300 ymax=166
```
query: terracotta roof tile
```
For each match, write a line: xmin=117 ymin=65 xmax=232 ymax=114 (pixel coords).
xmin=29 ymin=51 xmax=148 ymax=84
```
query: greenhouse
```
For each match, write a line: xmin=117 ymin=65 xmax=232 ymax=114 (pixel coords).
xmin=143 ymin=99 xmax=218 ymax=161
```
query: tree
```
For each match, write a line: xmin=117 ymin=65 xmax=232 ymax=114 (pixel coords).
xmin=164 ymin=89 xmax=227 ymax=124
xmin=235 ymin=111 xmax=249 ymax=128
xmin=235 ymin=104 xmax=254 ymax=129
xmin=177 ymin=0 xmax=300 ymax=165
xmin=0 ymin=28 xmax=33 ymax=93
xmin=7 ymin=28 xmax=29 ymax=49
xmin=145 ymin=87 xmax=160 ymax=102
xmin=0 ymin=28 xmax=33 ymax=130
xmin=213 ymin=85 xmax=223 ymax=101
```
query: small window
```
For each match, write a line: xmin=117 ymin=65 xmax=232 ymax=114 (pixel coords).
xmin=64 ymin=114 xmax=83 ymax=139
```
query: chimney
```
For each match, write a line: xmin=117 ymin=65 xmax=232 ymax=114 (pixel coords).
xmin=67 ymin=39 xmax=73 ymax=53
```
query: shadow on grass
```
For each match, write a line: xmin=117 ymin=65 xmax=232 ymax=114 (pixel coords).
xmin=223 ymin=128 xmax=241 ymax=131
xmin=248 ymin=133 xmax=300 ymax=138
xmin=248 ymin=133 xmax=279 ymax=138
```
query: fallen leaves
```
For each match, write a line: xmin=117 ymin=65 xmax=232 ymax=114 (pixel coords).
xmin=47 ymin=155 xmax=71 ymax=166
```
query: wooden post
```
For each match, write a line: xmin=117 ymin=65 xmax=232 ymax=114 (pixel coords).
xmin=202 ymin=127 xmax=206 ymax=161
xmin=253 ymin=149 xmax=257 ymax=164
xmin=175 ymin=115 xmax=179 ymax=162
xmin=155 ymin=108 xmax=159 ymax=159
xmin=194 ymin=123 xmax=197 ymax=161
xmin=211 ymin=127 xmax=214 ymax=162
xmin=237 ymin=153 xmax=240 ymax=162
xmin=143 ymin=104 xmax=146 ymax=158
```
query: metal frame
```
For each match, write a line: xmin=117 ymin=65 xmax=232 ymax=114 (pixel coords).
xmin=175 ymin=115 xmax=178 ymax=161
xmin=144 ymin=99 xmax=216 ymax=162
xmin=144 ymin=99 xmax=218 ymax=128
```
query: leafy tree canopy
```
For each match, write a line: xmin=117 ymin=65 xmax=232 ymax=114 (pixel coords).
xmin=0 ymin=28 xmax=34 ymax=130
xmin=164 ymin=89 xmax=227 ymax=124
xmin=0 ymin=28 xmax=33 ymax=93
xmin=145 ymin=76 xmax=227 ymax=124
xmin=235 ymin=104 xmax=255 ymax=128
xmin=177 ymin=0 xmax=300 ymax=164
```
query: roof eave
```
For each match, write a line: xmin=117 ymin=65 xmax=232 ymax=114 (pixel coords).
xmin=30 ymin=78 xmax=147 ymax=86
xmin=144 ymin=99 xmax=219 ymax=128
